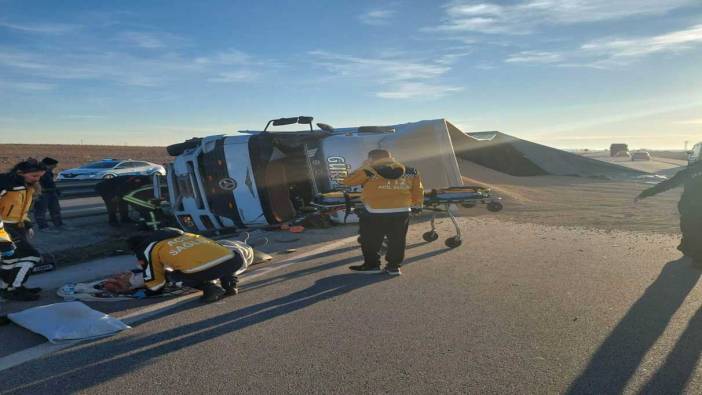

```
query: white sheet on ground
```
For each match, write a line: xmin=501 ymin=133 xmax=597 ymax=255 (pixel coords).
xmin=7 ymin=301 xmax=130 ymax=343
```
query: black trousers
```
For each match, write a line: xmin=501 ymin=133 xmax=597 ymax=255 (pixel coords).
xmin=34 ymin=192 xmax=63 ymax=228
xmin=101 ymin=196 xmax=130 ymax=224
xmin=0 ymin=224 xmax=41 ymax=289
xmin=679 ymin=212 xmax=702 ymax=262
xmin=168 ymin=255 xmax=243 ymax=289
xmin=359 ymin=211 xmax=410 ymax=267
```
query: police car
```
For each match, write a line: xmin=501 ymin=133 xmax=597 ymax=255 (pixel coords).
xmin=57 ymin=159 xmax=166 ymax=180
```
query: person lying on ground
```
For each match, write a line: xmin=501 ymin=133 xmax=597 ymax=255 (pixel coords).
xmin=104 ymin=228 xmax=252 ymax=303
xmin=636 ymin=160 xmax=702 ymax=266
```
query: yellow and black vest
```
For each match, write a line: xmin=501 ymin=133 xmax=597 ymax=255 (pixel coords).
xmin=138 ymin=229 xmax=234 ymax=291
xmin=0 ymin=174 xmax=34 ymax=225
xmin=342 ymin=158 xmax=424 ymax=213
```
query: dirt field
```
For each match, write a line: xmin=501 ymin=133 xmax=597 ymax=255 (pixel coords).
xmin=650 ymin=150 xmax=690 ymax=162
xmin=458 ymin=160 xmax=681 ymax=234
xmin=0 ymin=144 xmax=171 ymax=172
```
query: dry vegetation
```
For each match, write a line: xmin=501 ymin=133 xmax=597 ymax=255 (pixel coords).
xmin=0 ymin=144 xmax=172 ymax=172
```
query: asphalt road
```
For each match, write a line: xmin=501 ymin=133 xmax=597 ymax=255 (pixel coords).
xmin=1 ymin=216 xmax=699 ymax=394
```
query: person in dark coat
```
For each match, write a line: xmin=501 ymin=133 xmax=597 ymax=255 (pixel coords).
xmin=636 ymin=160 xmax=702 ymax=264
xmin=0 ymin=159 xmax=47 ymax=301
xmin=95 ymin=175 xmax=150 ymax=226
xmin=33 ymin=157 xmax=64 ymax=232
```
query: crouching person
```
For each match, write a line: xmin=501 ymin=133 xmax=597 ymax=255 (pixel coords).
xmin=109 ymin=228 xmax=250 ymax=303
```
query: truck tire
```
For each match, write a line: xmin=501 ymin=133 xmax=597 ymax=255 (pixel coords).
xmin=167 ymin=138 xmax=202 ymax=156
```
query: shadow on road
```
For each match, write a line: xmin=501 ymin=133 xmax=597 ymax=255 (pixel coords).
xmin=567 ymin=257 xmax=702 ymax=394
xmin=244 ymin=239 xmax=430 ymax=293
xmin=0 ymin=245 xmax=450 ymax=394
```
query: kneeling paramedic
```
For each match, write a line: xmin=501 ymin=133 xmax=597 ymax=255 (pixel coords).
xmin=342 ymin=149 xmax=423 ymax=275
xmin=0 ymin=159 xmax=48 ymax=301
xmin=113 ymin=228 xmax=251 ymax=303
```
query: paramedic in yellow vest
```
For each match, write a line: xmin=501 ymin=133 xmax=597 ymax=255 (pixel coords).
xmin=120 ymin=228 xmax=248 ymax=303
xmin=0 ymin=159 xmax=46 ymax=301
xmin=342 ymin=149 xmax=423 ymax=275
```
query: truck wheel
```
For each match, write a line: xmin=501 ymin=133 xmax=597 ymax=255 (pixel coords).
xmin=445 ymin=236 xmax=462 ymax=248
xmin=167 ymin=138 xmax=201 ymax=156
xmin=423 ymin=231 xmax=439 ymax=242
xmin=487 ymin=201 xmax=503 ymax=212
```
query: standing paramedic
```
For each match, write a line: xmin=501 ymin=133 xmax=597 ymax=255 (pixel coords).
xmin=0 ymin=159 xmax=47 ymax=301
xmin=342 ymin=149 xmax=423 ymax=275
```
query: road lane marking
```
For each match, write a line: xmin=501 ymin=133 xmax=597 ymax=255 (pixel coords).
xmin=0 ymin=235 xmax=358 ymax=372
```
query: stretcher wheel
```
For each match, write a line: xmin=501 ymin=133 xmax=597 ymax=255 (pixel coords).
xmin=487 ymin=201 xmax=503 ymax=212
xmin=423 ymin=231 xmax=439 ymax=242
xmin=445 ymin=236 xmax=462 ymax=248
xmin=461 ymin=202 xmax=476 ymax=208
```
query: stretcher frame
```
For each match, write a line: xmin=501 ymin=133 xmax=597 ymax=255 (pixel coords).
xmin=311 ymin=186 xmax=503 ymax=248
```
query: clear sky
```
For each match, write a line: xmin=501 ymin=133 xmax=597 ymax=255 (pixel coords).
xmin=1 ymin=0 xmax=701 ymax=149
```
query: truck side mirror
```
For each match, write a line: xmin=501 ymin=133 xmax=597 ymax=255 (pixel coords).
xmin=316 ymin=123 xmax=335 ymax=132
xmin=272 ymin=117 xmax=299 ymax=126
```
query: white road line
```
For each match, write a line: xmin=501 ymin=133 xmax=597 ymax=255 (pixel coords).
xmin=0 ymin=235 xmax=357 ymax=372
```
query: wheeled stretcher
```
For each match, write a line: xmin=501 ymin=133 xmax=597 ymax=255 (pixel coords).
xmin=312 ymin=186 xmax=503 ymax=248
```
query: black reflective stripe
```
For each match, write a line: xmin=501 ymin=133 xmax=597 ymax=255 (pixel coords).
xmin=141 ymin=241 xmax=158 ymax=282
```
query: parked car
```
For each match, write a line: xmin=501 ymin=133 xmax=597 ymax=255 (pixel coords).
xmin=57 ymin=159 xmax=166 ymax=180
xmin=631 ymin=151 xmax=652 ymax=161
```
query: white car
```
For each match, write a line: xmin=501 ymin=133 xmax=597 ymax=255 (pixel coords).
xmin=57 ymin=159 xmax=166 ymax=180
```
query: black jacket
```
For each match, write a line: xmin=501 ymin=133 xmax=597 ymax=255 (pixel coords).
xmin=39 ymin=169 xmax=57 ymax=192
xmin=638 ymin=161 xmax=702 ymax=213
xmin=95 ymin=175 xmax=151 ymax=200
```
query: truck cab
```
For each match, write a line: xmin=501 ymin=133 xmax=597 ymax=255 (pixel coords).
xmin=165 ymin=117 xmax=463 ymax=232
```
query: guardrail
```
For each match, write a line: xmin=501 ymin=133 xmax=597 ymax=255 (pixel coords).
xmin=56 ymin=180 xmax=101 ymax=199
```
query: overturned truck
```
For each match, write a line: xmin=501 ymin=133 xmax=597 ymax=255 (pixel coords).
xmin=160 ymin=117 xmax=472 ymax=232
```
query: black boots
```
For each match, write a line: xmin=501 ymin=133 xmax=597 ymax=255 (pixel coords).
xmin=0 ymin=286 xmax=40 ymax=301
